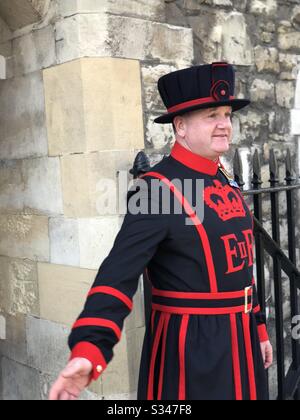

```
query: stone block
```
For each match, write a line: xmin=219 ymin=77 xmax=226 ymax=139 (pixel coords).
xmin=26 ymin=315 xmax=69 ymax=374
xmin=60 ymin=150 xmax=134 ymax=218
xmin=278 ymin=31 xmax=300 ymax=51
xmin=189 ymin=12 xmax=252 ymax=65
xmin=13 ymin=25 xmax=56 ymax=76
xmin=44 ymin=58 xmax=144 ymax=156
xmin=0 ymin=54 xmax=6 ymax=79
xmin=276 ymin=81 xmax=295 ymax=108
xmin=38 ymin=262 xmax=97 ymax=326
xmin=238 ymin=110 xmax=269 ymax=143
xmin=0 ymin=256 xmax=39 ymax=317
xmin=0 ymin=15 xmax=12 ymax=42
xmin=49 ymin=216 xmax=120 ymax=270
xmin=55 ymin=14 xmax=193 ymax=65
xmin=0 ymin=313 xmax=27 ymax=364
xmin=250 ymin=79 xmax=275 ymax=104
xmin=49 ymin=217 xmax=80 ymax=267
xmin=58 ymin=0 xmax=165 ymax=21
xmin=1 ymin=357 xmax=40 ymax=400
xmin=146 ymin=114 xmax=174 ymax=151
xmin=221 ymin=13 xmax=253 ymax=66
xmin=0 ymin=0 xmax=50 ymax=31
xmin=0 ymin=157 xmax=63 ymax=215
xmin=291 ymin=110 xmax=300 ymax=135
xmin=0 ymin=215 xmax=49 ymax=261
xmin=254 ymin=46 xmax=279 ymax=73
xmin=142 ymin=64 xmax=179 ymax=113
xmin=22 ymin=157 xmax=64 ymax=215
xmin=0 ymin=314 xmax=6 ymax=340
xmin=250 ymin=0 xmax=277 ymax=15
xmin=0 ymin=71 xmax=48 ymax=160
xmin=0 ymin=159 xmax=24 ymax=213
xmin=78 ymin=216 xmax=121 ymax=270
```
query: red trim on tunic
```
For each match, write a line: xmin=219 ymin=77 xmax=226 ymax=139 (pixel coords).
xmin=253 ymin=305 xmax=261 ymax=314
xmin=230 ymin=314 xmax=243 ymax=400
xmin=152 ymin=303 xmax=252 ymax=315
xmin=157 ymin=313 xmax=171 ymax=400
xmin=70 ymin=341 xmax=107 ymax=381
xmin=142 ymin=172 xmax=218 ymax=293
xmin=167 ymin=96 xmax=235 ymax=114
xmin=152 ymin=287 xmax=252 ymax=300
xmin=179 ymin=315 xmax=189 ymax=400
xmin=88 ymin=286 xmax=133 ymax=311
xmin=242 ymin=313 xmax=257 ymax=400
xmin=151 ymin=310 xmax=156 ymax=335
xmin=257 ymin=324 xmax=269 ymax=343
xmin=170 ymin=141 xmax=219 ymax=175
xmin=72 ymin=318 xmax=121 ymax=341
xmin=147 ymin=313 xmax=165 ymax=400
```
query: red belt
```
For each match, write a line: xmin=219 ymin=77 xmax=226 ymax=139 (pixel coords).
xmin=151 ymin=286 xmax=253 ymax=315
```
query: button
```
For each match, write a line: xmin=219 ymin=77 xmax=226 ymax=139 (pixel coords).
xmin=221 ymin=89 xmax=226 ymax=96
xmin=96 ymin=365 xmax=103 ymax=373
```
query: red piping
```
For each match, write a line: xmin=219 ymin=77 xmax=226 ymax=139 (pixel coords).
xmin=230 ymin=314 xmax=243 ymax=400
xmin=242 ymin=313 xmax=257 ymax=400
xmin=142 ymin=172 xmax=218 ymax=293
xmin=178 ymin=315 xmax=189 ymax=400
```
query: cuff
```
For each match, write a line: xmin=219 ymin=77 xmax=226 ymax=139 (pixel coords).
xmin=257 ymin=324 xmax=269 ymax=343
xmin=70 ymin=341 xmax=107 ymax=381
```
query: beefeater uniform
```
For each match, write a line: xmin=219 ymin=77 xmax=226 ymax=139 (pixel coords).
xmin=68 ymin=62 xmax=269 ymax=400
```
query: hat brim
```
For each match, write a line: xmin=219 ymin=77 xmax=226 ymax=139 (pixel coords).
xmin=154 ymin=99 xmax=250 ymax=124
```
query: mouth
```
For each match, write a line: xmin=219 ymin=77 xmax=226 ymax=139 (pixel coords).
xmin=213 ymin=135 xmax=228 ymax=139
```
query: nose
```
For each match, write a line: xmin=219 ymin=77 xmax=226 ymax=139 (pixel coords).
xmin=216 ymin=116 xmax=232 ymax=128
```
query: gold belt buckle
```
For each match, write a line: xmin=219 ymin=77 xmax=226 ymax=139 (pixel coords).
xmin=244 ymin=286 xmax=252 ymax=314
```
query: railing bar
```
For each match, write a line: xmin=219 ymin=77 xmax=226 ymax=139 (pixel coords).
xmin=243 ymin=184 xmax=300 ymax=195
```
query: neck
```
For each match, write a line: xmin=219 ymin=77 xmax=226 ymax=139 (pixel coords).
xmin=176 ymin=138 xmax=220 ymax=162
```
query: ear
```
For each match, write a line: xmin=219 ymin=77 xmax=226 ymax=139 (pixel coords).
xmin=173 ymin=115 xmax=186 ymax=137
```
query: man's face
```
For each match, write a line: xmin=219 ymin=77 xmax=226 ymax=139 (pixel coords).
xmin=173 ymin=105 xmax=233 ymax=160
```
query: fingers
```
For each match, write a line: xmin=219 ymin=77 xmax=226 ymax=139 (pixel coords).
xmin=61 ymin=358 xmax=92 ymax=379
xmin=48 ymin=375 xmax=82 ymax=401
xmin=262 ymin=342 xmax=273 ymax=369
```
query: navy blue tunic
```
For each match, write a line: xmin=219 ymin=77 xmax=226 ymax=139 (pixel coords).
xmin=69 ymin=141 xmax=269 ymax=400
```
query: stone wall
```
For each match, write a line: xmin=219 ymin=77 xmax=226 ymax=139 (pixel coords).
xmin=0 ymin=0 xmax=299 ymax=400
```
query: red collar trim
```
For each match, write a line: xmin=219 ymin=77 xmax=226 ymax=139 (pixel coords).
xmin=170 ymin=141 xmax=220 ymax=175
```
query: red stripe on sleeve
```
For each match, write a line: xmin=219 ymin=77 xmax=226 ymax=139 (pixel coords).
xmin=72 ymin=318 xmax=122 ymax=341
xmin=88 ymin=286 xmax=133 ymax=310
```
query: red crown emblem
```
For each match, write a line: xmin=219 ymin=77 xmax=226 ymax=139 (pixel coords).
xmin=204 ymin=180 xmax=246 ymax=221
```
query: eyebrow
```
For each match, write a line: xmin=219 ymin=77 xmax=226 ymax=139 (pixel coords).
xmin=207 ymin=110 xmax=232 ymax=115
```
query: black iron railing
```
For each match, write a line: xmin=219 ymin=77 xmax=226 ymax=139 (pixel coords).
xmin=130 ymin=147 xmax=300 ymax=400
xmin=233 ymin=148 xmax=300 ymax=400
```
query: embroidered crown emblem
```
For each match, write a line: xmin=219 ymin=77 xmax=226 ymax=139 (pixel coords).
xmin=204 ymin=180 xmax=246 ymax=221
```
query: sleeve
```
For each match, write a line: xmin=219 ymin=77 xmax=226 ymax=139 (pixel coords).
xmin=68 ymin=179 xmax=169 ymax=381
xmin=251 ymin=277 xmax=269 ymax=343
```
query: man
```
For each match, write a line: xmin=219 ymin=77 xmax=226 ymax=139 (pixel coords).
xmin=49 ymin=62 xmax=272 ymax=400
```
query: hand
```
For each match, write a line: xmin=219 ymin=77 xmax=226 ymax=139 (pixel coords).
xmin=260 ymin=340 xmax=273 ymax=369
xmin=49 ymin=358 xmax=93 ymax=400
